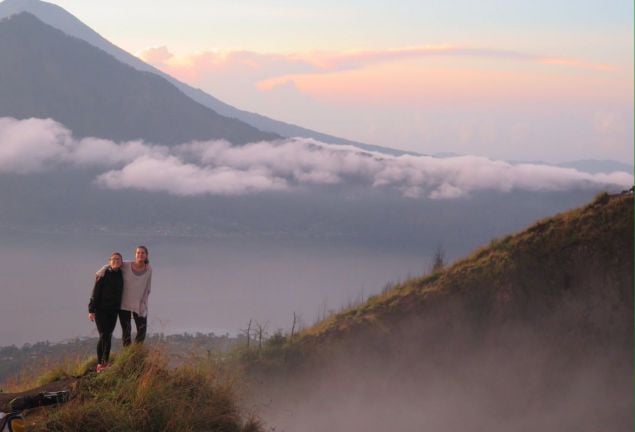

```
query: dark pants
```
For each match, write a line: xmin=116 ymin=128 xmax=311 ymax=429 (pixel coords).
xmin=118 ymin=310 xmax=147 ymax=346
xmin=95 ymin=309 xmax=118 ymax=364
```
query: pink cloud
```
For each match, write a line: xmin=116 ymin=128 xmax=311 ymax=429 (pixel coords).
xmin=138 ymin=46 xmax=173 ymax=65
xmin=138 ymin=44 xmax=623 ymax=110
xmin=538 ymin=57 xmax=618 ymax=72
xmin=138 ymin=46 xmax=316 ymax=83
xmin=139 ymin=45 xmax=619 ymax=84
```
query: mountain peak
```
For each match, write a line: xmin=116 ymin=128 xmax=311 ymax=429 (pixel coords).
xmin=0 ymin=0 xmax=407 ymax=155
xmin=0 ymin=12 xmax=279 ymax=144
xmin=0 ymin=0 xmax=114 ymax=51
xmin=0 ymin=0 xmax=69 ymax=19
xmin=1 ymin=0 xmax=44 ymax=8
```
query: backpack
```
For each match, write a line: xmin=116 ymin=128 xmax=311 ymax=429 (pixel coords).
xmin=0 ymin=390 xmax=70 ymax=431
xmin=9 ymin=390 xmax=70 ymax=412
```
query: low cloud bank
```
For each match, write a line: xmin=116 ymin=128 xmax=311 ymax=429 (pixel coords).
xmin=0 ymin=117 xmax=631 ymax=198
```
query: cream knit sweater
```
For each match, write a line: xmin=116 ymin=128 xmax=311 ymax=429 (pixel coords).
xmin=97 ymin=262 xmax=152 ymax=317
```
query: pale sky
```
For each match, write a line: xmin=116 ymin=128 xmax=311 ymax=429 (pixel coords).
xmin=41 ymin=1 xmax=634 ymax=162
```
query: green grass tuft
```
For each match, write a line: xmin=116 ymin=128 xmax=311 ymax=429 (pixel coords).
xmin=32 ymin=345 xmax=261 ymax=432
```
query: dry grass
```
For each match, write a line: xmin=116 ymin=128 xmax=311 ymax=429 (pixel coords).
xmin=293 ymin=192 xmax=633 ymax=341
xmin=31 ymin=345 xmax=262 ymax=432
xmin=1 ymin=355 xmax=95 ymax=393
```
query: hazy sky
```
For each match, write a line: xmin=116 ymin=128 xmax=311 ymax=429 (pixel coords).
xmin=40 ymin=1 xmax=633 ymax=162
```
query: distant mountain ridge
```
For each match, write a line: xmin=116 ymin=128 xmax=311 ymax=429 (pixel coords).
xmin=556 ymin=159 xmax=633 ymax=175
xmin=0 ymin=12 xmax=278 ymax=144
xmin=436 ymin=153 xmax=634 ymax=175
xmin=0 ymin=0 xmax=408 ymax=155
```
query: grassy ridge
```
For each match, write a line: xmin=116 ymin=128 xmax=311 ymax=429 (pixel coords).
xmin=0 ymin=333 xmax=240 ymax=388
xmin=241 ymin=192 xmax=633 ymax=370
xmin=29 ymin=345 xmax=260 ymax=432
xmin=302 ymin=192 xmax=632 ymax=339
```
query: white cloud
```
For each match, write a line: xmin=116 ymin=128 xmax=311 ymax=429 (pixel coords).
xmin=0 ymin=117 xmax=631 ymax=198
xmin=96 ymin=155 xmax=288 ymax=196
xmin=0 ymin=117 xmax=72 ymax=173
xmin=0 ymin=117 xmax=167 ymax=172
xmin=69 ymin=138 xmax=168 ymax=167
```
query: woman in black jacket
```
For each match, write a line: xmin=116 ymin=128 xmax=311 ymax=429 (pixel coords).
xmin=88 ymin=252 xmax=124 ymax=372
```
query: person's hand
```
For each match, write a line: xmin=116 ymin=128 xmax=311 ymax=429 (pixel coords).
xmin=88 ymin=313 xmax=95 ymax=321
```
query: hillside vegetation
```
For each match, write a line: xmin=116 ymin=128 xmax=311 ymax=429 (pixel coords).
xmin=298 ymin=191 xmax=632 ymax=345
xmin=13 ymin=345 xmax=261 ymax=432
xmin=0 ymin=332 xmax=240 ymax=386
xmin=244 ymin=192 xmax=633 ymax=432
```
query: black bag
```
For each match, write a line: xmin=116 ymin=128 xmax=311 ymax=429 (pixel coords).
xmin=9 ymin=390 xmax=70 ymax=411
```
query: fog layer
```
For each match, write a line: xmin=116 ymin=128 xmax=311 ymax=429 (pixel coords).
xmin=246 ymin=196 xmax=633 ymax=432
xmin=0 ymin=117 xmax=631 ymax=198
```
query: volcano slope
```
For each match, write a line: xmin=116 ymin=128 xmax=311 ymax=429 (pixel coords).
xmin=245 ymin=192 xmax=633 ymax=432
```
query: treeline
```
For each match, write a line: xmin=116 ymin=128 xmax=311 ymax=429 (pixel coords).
xmin=0 ymin=332 xmax=243 ymax=385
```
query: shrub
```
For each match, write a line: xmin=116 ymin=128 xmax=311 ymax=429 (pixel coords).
xmin=592 ymin=191 xmax=610 ymax=206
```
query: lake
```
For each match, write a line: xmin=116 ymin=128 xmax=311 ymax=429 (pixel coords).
xmin=0 ymin=229 xmax=437 ymax=346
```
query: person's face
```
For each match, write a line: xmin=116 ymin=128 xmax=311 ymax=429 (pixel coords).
xmin=110 ymin=255 xmax=122 ymax=270
xmin=135 ymin=248 xmax=147 ymax=264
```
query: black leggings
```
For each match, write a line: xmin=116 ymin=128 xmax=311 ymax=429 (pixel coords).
xmin=95 ymin=309 xmax=118 ymax=364
xmin=118 ymin=310 xmax=147 ymax=346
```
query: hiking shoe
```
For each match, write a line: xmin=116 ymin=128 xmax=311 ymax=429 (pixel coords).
xmin=96 ymin=363 xmax=104 ymax=373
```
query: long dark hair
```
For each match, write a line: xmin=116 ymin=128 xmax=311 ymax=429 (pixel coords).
xmin=137 ymin=245 xmax=149 ymax=264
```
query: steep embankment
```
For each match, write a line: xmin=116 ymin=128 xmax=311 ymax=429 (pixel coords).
xmin=247 ymin=192 xmax=633 ymax=432
xmin=303 ymin=191 xmax=632 ymax=344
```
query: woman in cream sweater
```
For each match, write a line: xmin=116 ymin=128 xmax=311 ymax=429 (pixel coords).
xmin=97 ymin=245 xmax=152 ymax=345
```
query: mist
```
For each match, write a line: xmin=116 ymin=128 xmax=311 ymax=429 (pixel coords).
xmin=247 ymin=281 xmax=632 ymax=432
xmin=0 ymin=117 xmax=631 ymax=199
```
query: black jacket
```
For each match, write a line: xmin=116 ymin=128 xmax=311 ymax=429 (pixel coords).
xmin=88 ymin=267 xmax=123 ymax=312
